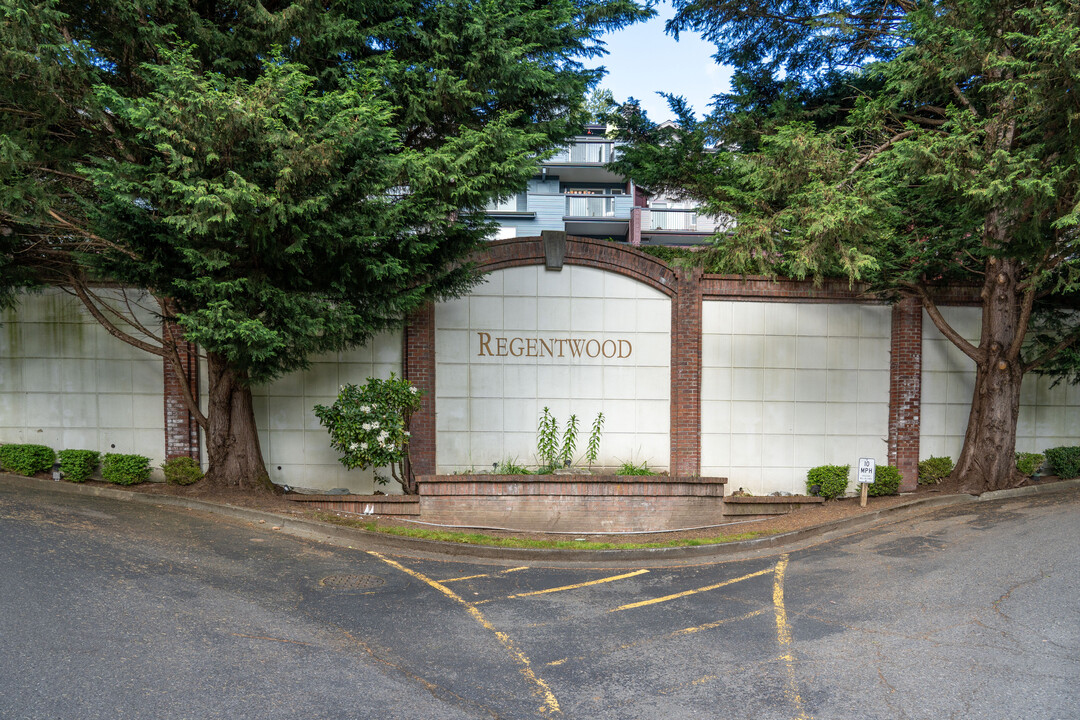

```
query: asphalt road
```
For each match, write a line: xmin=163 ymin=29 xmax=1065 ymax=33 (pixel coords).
xmin=1 ymin=479 xmax=1077 ymax=719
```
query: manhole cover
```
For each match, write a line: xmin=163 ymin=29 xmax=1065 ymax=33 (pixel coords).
xmin=319 ymin=574 xmax=385 ymax=590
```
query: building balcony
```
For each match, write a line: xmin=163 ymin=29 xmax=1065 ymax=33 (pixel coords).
xmin=548 ymin=140 xmax=616 ymax=165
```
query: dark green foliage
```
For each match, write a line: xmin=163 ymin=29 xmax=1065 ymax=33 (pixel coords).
xmin=806 ymin=465 xmax=850 ymax=500
xmin=101 ymin=453 xmax=151 ymax=486
xmin=0 ymin=444 xmax=56 ymax=476
xmin=1014 ymin=452 xmax=1045 ymax=477
xmin=1 ymin=0 xmax=652 ymax=488
xmin=58 ymin=449 xmax=100 ymax=483
xmin=162 ymin=457 xmax=203 ymax=486
xmin=917 ymin=456 xmax=953 ymax=485
xmin=1044 ymin=447 xmax=1080 ymax=479
xmin=617 ymin=0 xmax=1080 ymax=492
xmin=636 ymin=245 xmax=711 ymax=269
xmin=867 ymin=465 xmax=901 ymax=497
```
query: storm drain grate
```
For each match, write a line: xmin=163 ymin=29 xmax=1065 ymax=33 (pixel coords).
xmin=319 ymin=574 xmax=386 ymax=590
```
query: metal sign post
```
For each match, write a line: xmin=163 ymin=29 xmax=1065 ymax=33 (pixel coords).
xmin=857 ymin=458 xmax=876 ymax=508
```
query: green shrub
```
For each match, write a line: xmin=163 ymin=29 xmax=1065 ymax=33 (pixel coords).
xmin=616 ymin=460 xmax=657 ymax=476
xmin=1045 ymin=446 xmax=1080 ymax=479
xmin=58 ymin=450 xmax=100 ymax=483
xmin=313 ymin=374 xmax=423 ymax=494
xmin=1015 ymin=452 xmax=1045 ymax=476
xmin=867 ymin=465 xmax=901 ymax=497
xmin=0 ymin=444 xmax=56 ymax=476
xmin=162 ymin=456 xmax=203 ymax=486
xmin=806 ymin=465 xmax=850 ymax=499
xmin=918 ymin=456 xmax=953 ymax=485
xmin=101 ymin=453 xmax=151 ymax=485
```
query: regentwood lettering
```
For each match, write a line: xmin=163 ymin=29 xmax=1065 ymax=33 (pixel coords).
xmin=477 ymin=332 xmax=632 ymax=359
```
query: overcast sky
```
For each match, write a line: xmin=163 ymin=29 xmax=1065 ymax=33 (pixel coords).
xmin=598 ymin=2 xmax=733 ymax=122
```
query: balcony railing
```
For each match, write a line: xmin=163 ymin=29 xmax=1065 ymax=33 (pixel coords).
xmin=648 ymin=209 xmax=699 ymax=231
xmin=566 ymin=195 xmax=616 ymax=217
xmin=549 ymin=141 xmax=615 ymax=164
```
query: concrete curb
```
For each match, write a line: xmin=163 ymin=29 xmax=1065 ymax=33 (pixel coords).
xmin=3 ymin=473 xmax=1076 ymax=565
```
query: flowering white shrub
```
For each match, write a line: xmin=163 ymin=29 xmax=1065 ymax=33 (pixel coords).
xmin=313 ymin=375 xmax=423 ymax=494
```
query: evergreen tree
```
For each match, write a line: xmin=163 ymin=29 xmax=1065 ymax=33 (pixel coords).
xmin=1 ymin=0 xmax=651 ymax=490
xmin=617 ymin=0 xmax=1080 ymax=492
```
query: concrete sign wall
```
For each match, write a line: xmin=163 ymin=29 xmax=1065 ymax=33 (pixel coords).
xmin=434 ymin=265 xmax=671 ymax=473
xmin=1 ymin=290 xmax=166 ymax=467
xmin=701 ymin=301 xmax=892 ymax=495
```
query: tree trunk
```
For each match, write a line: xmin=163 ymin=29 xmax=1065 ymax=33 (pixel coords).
xmin=203 ymin=351 xmax=273 ymax=491
xmin=951 ymin=257 xmax=1028 ymax=494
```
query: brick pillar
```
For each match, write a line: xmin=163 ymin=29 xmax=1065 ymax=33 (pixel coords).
xmin=404 ymin=304 xmax=437 ymax=476
xmin=163 ymin=328 xmax=200 ymax=460
xmin=629 ymin=206 xmax=642 ymax=246
xmin=888 ymin=298 xmax=922 ymax=491
xmin=670 ymin=268 xmax=702 ymax=476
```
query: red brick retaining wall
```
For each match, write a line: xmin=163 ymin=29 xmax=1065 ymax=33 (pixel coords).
xmin=285 ymin=494 xmax=420 ymax=516
xmin=419 ymin=474 xmax=727 ymax=532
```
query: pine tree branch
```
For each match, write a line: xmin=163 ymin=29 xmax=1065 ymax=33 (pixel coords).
xmin=847 ymin=130 xmax=915 ymax=177
xmin=1023 ymin=328 xmax=1080 ymax=374
xmin=909 ymin=284 xmax=985 ymax=363
xmin=68 ymin=278 xmax=166 ymax=358
xmin=951 ymin=84 xmax=979 ymax=117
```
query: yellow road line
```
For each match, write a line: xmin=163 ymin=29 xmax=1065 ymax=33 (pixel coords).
xmin=368 ymin=552 xmax=560 ymax=715
xmin=773 ymin=554 xmax=811 ymax=720
xmin=506 ymin=569 xmax=649 ymax=599
xmin=439 ymin=573 xmax=489 ymax=583
xmin=610 ymin=567 xmax=774 ymax=612
xmin=439 ymin=566 xmax=531 ymax=583
xmin=670 ymin=607 xmax=770 ymax=637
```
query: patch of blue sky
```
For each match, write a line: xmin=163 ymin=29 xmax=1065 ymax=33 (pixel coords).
xmin=597 ymin=1 xmax=732 ymax=122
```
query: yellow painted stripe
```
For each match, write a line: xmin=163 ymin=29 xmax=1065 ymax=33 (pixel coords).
xmin=610 ymin=567 xmax=773 ymax=612
xmin=439 ymin=573 xmax=489 ymax=583
xmin=773 ymin=554 xmax=812 ymax=720
xmin=506 ymin=569 xmax=649 ymax=599
xmin=670 ymin=608 xmax=769 ymax=637
xmin=368 ymin=552 xmax=560 ymax=715
xmin=439 ymin=566 xmax=530 ymax=583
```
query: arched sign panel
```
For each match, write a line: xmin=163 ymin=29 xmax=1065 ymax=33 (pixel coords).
xmin=434 ymin=265 xmax=671 ymax=473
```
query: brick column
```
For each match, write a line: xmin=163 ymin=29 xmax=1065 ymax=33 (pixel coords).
xmin=404 ymin=304 xmax=437 ymax=476
xmin=163 ymin=329 xmax=200 ymax=460
xmin=628 ymin=206 xmax=642 ymax=246
xmin=888 ymin=297 xmax=922 ymax=491
xmin=670 ymin=268 xmax=702 ymax=476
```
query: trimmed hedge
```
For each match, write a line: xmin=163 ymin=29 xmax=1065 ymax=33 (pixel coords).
xmin=807 ymin=465 xmax=850 ymax=500
xmin=162 ymin=456 xmax=203 ymax=486
xmin=0 ymin=444 xmax=56 ymax=476
xmin=867 ymin=465 xmax=901 ymax=497
xmin=1045 ymin=446 xmax=1080 ymax=479
xmin=1015 ymin=452 xmax=1045 ymax=476
xmin=918 ymin=456 xmax=953 ymax=485
xmin=102 ymin=453 xmax=151 ymax=485
xmin=58 ymin=449 xmax=101 ymax=483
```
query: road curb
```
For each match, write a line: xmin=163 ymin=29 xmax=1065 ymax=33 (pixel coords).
xmin=3 ymin=473 xmax=1076 ymax=565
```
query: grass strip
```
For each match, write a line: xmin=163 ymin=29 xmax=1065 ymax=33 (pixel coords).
xmin=311 ymin=511 xmax=769 ymax=550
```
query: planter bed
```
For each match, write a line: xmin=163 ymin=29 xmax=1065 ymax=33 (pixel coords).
xmin=418 ymin=474 xmax=727 ymax=532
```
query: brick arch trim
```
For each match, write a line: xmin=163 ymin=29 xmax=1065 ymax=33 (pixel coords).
xmin=475 ymin=236 xmax=679 ymax=297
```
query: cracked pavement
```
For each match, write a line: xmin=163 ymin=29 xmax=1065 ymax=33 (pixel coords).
xmin=1 ymin=480 xmax=1077 ymax=719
